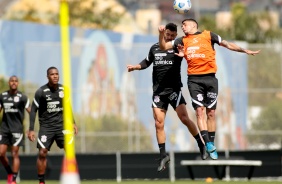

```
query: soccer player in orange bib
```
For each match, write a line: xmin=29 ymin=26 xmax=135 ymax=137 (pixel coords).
xmin=158 ymin=19 xmax=260 ymax=159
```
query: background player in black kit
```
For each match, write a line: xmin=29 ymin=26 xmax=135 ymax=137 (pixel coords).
xmin=27 ymin=66 xmax=78 ymax=184
xmin=0 ymin=75 xmax=30 ymax=184
xmin=127 ymin=23 xmax=207 ymax=172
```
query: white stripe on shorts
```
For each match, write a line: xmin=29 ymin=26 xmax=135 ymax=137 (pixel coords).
xmin=208 ymin=98 xmax=217 ymax=109
xmin=37 ymin=138 xmax=46 ymax=148
xmin=176 ymin=91 xmax=182 ymax=107
xmin=191 ymin=97 xmax=204 ymax=107
xmin=13 ymin=134 xmax=23 ymax=146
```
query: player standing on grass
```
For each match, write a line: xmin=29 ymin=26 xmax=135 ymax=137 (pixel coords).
xmin=27 ymin=66 xmax=78 ymax=184
xmin=158 ymin=18 xmax=260 ymax=159
xmin=0 ymin=75 xmax=30 ymax=184
xmin=127 ymin=23 xmax=208 ymax=172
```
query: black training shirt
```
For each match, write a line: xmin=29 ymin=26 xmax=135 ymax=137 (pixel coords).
xmin=29 ymin=83 xmax=66 ymax=131
xmin=145 ymin=42 xmax=183 ymax=94
xmin=0 ymin=91 xmax=29 ymax=132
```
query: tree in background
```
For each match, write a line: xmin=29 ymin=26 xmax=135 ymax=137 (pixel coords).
xmin=199 ymin=2 xmax=282 ymax=43
xmin=4 ymin=0 xmax=125 ymax=30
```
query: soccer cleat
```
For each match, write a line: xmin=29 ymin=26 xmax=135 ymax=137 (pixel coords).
xmin=206 ymin=142 xmax=218 ymax=160
xmin=205 ymin=142 xmax=216 ymax=153
xmin=209 ymin=149 xmax=218 ymax=160
xmin=7 ymin=174 xmax=13 ymax=184
xmin=157 ymin=154 xmax=170 ymax=172
xmin=39 ymin=182 xmax=45 ymax=184
xmin=198 ymin=144 xmax=209 ymax=160
xmin=11 ymin=181 xmax=16 ymax=184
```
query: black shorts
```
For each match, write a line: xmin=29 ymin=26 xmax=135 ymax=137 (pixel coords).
xmin=0 ymin=131 xmax=24 ymax=147
xmin=152 ymin=89 xmax=186 ymax=110
xmin=37 ymin=128 xmax=74 ymax=150
xmin=187 ymin=74 xmax=218 ymax=110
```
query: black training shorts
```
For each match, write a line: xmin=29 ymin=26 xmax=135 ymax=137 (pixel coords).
xmin=0 ymin=131 xmax=24 ymax=147
xmin=37 ymin=127 xmax=65 ymax=150
xmin=152 ymin=89 xmax=186 ymax=110
xmin=187 ymin=74 xmax=218 ymax=110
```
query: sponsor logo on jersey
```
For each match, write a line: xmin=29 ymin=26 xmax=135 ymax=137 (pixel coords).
xmin=4 ymin=103 xmax=18 ymax=112
xmin=155 ymin=53 xmax=167 ymax=56
xmin=154 ymin=95 xmax=160 ymax=103
xmin=47 ymin=101 xmax=63 ymax=113
xmin=41 ymin=135 xmax=47 ymax=143
xmin=14 ymin=96 xmax=19 ymax=102
xmin=59 ymin=91 xmax=64 ymax=98
xmin=155 ymin=60 xmax=173 ymax=65
xmin=187 ymin=46 xmax=206 ymax=60
xmin=8 ymin=97 xmax=13 ymax=101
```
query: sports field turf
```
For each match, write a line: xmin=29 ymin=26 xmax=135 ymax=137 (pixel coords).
xmin=2 ymin=180 xmax=281 ymax=184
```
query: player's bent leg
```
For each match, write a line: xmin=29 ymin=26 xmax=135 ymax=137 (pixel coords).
xmin=37 ymin=148 xmax=48 ymax=174
xmin=153 ymin=108 xmax=170 ymax=172
xmin=0 ymin=144 xmax=9 ymax=166
xmin=11 ymin=146 xmax=20 ymax=183
xmin=175 ymin=104 xmax=208 ymax=160
xmin=153 ymin=108 xmax=166 ymax=145
xmin=195 ymin=106 xmax=208 ymax=131
xmin=0 ymin=144 xmax=13 ymax=184
xmin=175 ymin=104 xmax=198 ymax=135
xmin=37 ymin=148 xmax=48 ymax=184
xmin=206 ymin=108 xmax=218 ymax=160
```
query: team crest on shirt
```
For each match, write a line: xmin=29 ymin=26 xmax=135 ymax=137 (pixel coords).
xmin=193 ymin=38 xmax=199 ymax=43
xmin=14 ymin=96 xmax=19 ymax=102
xmin=59 ymin=91 xmax=64 ymax=98
xmin=41 ymin=135 xmax=47 ymax=143
xmin=197 ymin=94 xmax=204 ymax=101
xmin=154 ymin=95 xmax=160 ymax=103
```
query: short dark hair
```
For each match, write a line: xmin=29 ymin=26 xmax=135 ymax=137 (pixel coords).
xmin=47 ymin=66 xmax=58 ymax=75
xmin=165 ymin=23 xmax=177 ymax=32
xmin=182 ymin=18 xmax=198 ymax=29
xmin=9 ymin=75 xmax=18 ymax=81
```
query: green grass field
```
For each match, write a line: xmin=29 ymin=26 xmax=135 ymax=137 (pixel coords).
xmin=2 ymin=180 xmax=281 ymax=184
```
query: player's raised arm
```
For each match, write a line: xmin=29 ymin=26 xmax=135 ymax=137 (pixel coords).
xmin=158 ymin=25 xmax=173 ymax=50
xmin=220 ymin=40 xmax=260 ymax=56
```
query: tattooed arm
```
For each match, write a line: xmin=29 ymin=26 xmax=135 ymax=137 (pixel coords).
xmin=220 ymin=40 xmax=260 ymax=56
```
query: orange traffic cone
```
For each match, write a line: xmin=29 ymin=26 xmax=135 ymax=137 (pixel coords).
xmin=60 ymin=156 xmax=80 ymax=184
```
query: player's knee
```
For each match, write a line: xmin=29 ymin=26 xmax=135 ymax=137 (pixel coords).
xmin=207 ymin=109 xmax=216 ymax=119
xmin=11 ymin=151 xmax=19 ymax=158
xmin=0 ymin=152 xmax=5 ymax=159
xmin=155 ymin=120 xmax=164 ymax=130
xmin=179 ymin=115 xmax=189 ymax=124
xmin=38 ymin=149 xmax=48 ymax=159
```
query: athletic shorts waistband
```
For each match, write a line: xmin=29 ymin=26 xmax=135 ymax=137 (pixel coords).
xmin=188 ymin=73 xmax=215 ymax=78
